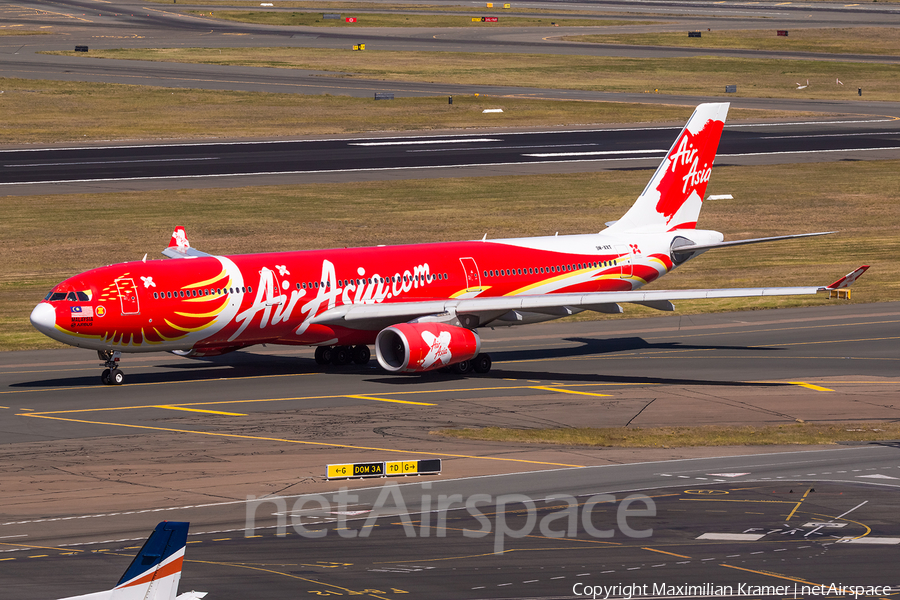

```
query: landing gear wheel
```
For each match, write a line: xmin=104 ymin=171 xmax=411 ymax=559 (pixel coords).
xmin=98 ymin=350 xmax=122 ymax=385
xmin=352 ymin=345 xmax=371 ymax=365
xmin=314 ymin=346 xmax=334 ymax=365
xmin=333 ymin=346 xmax=352 ymax=366
xmin=472 ymin=353 xmax=492 ymax=374
xmin=451 ymin=359 xmax=472 ymax=375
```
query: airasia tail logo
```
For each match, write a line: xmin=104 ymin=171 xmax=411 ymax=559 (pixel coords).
xmin=655 ymin=118 xmax=723 ymax=224
xmin=421 ymin=330 xmax=452 ymax=369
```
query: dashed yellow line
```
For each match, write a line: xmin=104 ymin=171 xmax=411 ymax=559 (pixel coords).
xmin=155 ymin=405 xmax=247 ymax=416
xmin=346 ymin=395 xmax=436 ymax=406
xmin=789 ymin=382 xmax=834 ymax=392
xmin=530 ymin=386 xmax=611 ymax=398
xmin=641 ymin=547 xmax=691 ymax=559
xmin=786 ymin=488 xmax=813 ymax=521
xmin=18 ymin=413 xmax=584 ymax=468
xmin=720 ymin=563 xmax=821 ymax=587
xmin=18 ymin=382 xmax=627 ymax=417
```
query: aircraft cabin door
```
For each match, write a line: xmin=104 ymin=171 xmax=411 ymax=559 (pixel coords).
xmin=115 ymin=278 xmax=140 ymax=315
xmin=614 ymin=245 xmax=633 ymax=279
xmin=459 ymin=257 xmax=482 ymax=292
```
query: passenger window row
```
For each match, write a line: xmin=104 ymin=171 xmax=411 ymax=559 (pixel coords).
xmin=147 ymin=271 xmax=455 ymax=300
xmin=294 ymin=273 xmax=448 ymax=290
xmin=152 ymin=286 xmax=252 ymax=300
xmin=483 ymin=260 xmax=614 ymax=279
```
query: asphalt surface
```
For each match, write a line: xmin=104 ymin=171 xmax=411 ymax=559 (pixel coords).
xmin=4 ymin=454 xmax=900 ymax=599
xmin=3 ymin=118 xmax=900 ymax=184
xmin=6 ymin=116 xmax=900 ymax=194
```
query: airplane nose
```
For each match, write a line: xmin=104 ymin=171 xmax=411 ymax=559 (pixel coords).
xmin=30 ymin=302 xmax=57 ymax=335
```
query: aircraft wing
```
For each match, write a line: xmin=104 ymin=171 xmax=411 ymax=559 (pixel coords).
xmin=311 ymin=266 xmax=869 ymax=328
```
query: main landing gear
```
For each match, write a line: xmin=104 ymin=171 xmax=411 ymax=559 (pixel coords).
xmin=314 ymin=345 xmax=371 ymax=367
xmin=441 ymin=353 xmax=492 ymax=375
xmin=98 ymin=350 xmax=124 ymax=385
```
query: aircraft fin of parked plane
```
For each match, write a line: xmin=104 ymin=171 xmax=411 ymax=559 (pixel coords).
xmin=162 ymin=226 xmax=212 ymax=259
xmin=57 ymin=521 xmax=204 ymax=600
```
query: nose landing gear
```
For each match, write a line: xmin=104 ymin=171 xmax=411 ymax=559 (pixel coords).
xmin=98 ymin=350 xmax=124 ymax=385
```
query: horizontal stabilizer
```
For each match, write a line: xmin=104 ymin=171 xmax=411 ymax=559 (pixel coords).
xmin=673 ymin=231 xmax=836 ymax=253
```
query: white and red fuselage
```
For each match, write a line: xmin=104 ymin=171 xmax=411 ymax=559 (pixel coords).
xmin=33 ymin=229 xmax=704 ymax=351
xmin=30 ymin=103 xmax=866 ymax=381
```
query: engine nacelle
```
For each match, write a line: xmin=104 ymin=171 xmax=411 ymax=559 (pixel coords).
xmin=375 ymin=322 xmax=481 ymax=373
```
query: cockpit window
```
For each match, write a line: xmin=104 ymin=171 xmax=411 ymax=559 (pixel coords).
xmin=44 ymin=290 xmax=92 ymax=302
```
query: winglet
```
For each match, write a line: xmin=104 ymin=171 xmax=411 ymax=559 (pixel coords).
xmin=162 ymin=227 xmax=211 ymax=259
xmin=826 ymin=265 xmax=869 ymax=289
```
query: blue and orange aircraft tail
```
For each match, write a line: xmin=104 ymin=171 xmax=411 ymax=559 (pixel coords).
xmin=60 ymin=522 xmax=206 ymax=600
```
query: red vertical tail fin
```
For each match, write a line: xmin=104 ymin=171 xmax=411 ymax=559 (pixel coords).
xmin=607 ymin=103 xmax=729 ymax=233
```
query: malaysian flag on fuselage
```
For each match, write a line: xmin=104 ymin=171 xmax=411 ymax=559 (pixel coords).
xmin=71 ymin=306 xmax=94 ymax=317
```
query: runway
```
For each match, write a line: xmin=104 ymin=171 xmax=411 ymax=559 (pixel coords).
xmin=5 ymin=115 xmax=900 ymax=194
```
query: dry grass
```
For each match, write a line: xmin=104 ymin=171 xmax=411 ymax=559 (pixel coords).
xmin=4 ymin=161 xmax=898 ymax=351
xmin=565 ymin=27 xmax=900 ymax=56
xmin=434 ymin=422 xmax=900 ymax=447
xmin=47 ymin=47 xmax=900 ymax=101
xmin=0 ymin=28 xmax=49 ymax=36
xmin=5 ymin=79 xmax=775 ymax=144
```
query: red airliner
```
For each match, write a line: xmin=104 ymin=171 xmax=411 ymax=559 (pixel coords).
xmin=30 ymin=103 xmax=867 ymax=384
